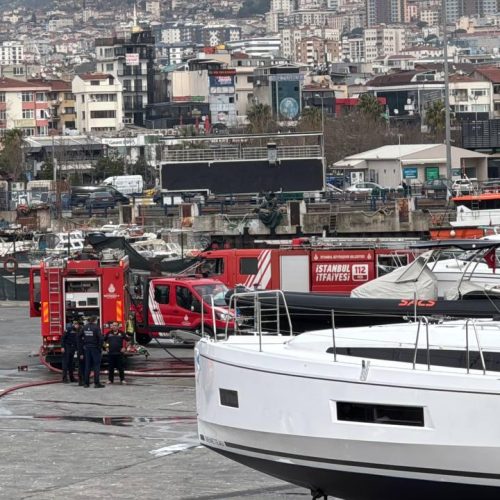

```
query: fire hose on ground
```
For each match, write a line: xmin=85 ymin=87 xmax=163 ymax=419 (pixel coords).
xmin=0 ymin=347 xmax=195 ymax=399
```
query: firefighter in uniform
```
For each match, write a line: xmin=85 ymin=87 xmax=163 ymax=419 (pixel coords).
xmin=76 ymin=323 xmax=86 ymax=386
xmin=105 ymin=321 xmax=127 ymax=384
xmin=82 ymin=316 xmax=105 ymax=388
xmin=61 ymin=320 xmax=81 ymax=383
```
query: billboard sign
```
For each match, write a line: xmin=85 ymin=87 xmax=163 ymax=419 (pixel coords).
xmin=126 ymin=53 xmax=140 ymax=66
xmin=402 ymin=167 xmax=418 ymax=179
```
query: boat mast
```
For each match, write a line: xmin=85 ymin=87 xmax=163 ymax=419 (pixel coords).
xmin=442 ymin=0 xmax=452 ymax=182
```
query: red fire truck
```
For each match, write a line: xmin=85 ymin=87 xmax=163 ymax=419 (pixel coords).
xmin=30 ymin=254 xmax=237 ymax=357
xmin=30 ymin=254 xmax=130 ymax=359
xmin=197 ymin=243 xmax=417 ymax=295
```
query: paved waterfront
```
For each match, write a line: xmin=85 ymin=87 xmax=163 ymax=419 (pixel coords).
xmin=0 ymin=305 xmax=308 ymax=500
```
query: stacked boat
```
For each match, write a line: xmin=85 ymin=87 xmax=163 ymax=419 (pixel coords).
xmin=195 ymin=245 xmax=500 ymax=499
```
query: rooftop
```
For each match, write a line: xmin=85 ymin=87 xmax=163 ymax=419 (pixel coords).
xmin=78 ymin=73 xmax=113 ymax=81
xmin=0 ymin=77 xmax=51 ymax=90
xmin=474 ymin=66 xmax=500 ymax=84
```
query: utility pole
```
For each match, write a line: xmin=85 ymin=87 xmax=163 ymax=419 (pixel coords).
xmin=442 ymin=0 xmax=452 ymax=183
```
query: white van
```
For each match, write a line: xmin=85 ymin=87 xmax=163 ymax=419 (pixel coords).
xmin=102 ymin=175 xmax=143 ymax=195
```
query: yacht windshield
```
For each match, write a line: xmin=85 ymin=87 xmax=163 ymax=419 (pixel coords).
xmin=194 ymin=284 xmax=229 ymax=307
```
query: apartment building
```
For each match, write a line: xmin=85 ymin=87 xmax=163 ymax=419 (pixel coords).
xmin=342 ymin=26 xmax=405 ymax=63
xmin=0 ymin=77 xmax=50 ymax=136
xmin=0 ymin=41 xmax=23 ymax=66
xmin=95 ymin=27 xmax=155 ymax=127
xmin=448 ymin=74 xmax=492 ymax=121
xmin=28 ymin=79 xmax=76 ymax=134
xmin=72 ymin=73 xmax=124 ymax=133
xmin=267 ymin=0 xmax=295 ymax=33
xmin=296 ymin=37 xmax=341 ymax=66
xmin=281 ymin=27 xmax=341 ymax=61
xmin=473 ymin=66 xmax=500 ymax=117
xmin=366 ymin=0 xmax=408 ymax=27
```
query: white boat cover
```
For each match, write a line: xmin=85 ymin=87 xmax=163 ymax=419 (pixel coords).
xmin=444 ymin=281 xmax=500 ymax=300
xmin=350 ymin=256 xmax=438 ymax=300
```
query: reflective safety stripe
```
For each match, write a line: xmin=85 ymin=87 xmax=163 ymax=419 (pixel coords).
xmin=42 ymin=302 xmax=49 ymax=323
xmin=116 ymin=300 xmax=123 ymax=324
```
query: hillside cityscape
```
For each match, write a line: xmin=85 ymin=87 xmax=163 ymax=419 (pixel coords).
xmin=0 ymin=0 xmax=499 ymax=180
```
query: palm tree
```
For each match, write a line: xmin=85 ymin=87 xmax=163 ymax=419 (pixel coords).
xmin=298 ymin=106 xmax=322 ymax=131
xmin=357 ymin=93 xmax=384 ymax=121
xmin=246 ymin=103 xmax=276 ymax=133
xmin=424 ymin=100 xmax=446 ymax=138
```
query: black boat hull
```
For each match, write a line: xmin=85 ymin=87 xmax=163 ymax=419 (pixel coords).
xmin=278 ymin=292 xmax=500 ymax=331
xmin=210 ymin=445 xmax=500 ymax=500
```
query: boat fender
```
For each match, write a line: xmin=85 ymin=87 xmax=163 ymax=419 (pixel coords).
xmin=4 ymin=257 xmax=18 ymax=273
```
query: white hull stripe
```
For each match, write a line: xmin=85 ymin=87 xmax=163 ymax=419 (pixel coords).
xmin=202 ymin=439 xmax=500 ymax=484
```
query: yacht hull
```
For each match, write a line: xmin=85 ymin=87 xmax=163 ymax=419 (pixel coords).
xmin=196 ymin=336 xmax=500 ymax=499
xmin=208 ymin=442 xmax=500 ymax=500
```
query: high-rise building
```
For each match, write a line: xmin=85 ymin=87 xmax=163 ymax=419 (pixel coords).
xmin=95 ymin=27 xmax=155 ymax=127
xmin=366 ymin=0 xmax=407 ymax=26
xmin=446 ymin=0 xmax=499 ymax=22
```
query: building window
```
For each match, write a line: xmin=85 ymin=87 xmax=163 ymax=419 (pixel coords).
xmin=36 ymin=92 xmax=46 ymax=102
xmin=22 ymin=109 xmax=34 ymax=119
xmin=90 ymin=110 xmax=116 ymax=119
xmin=81 ymin=95 xmax=85 ymax=103
xmin=0 ymin=92 xmax=5 ymax=102
xmin=90 ymin=80 xmax=100 ymax=86
xmin=104 ymin=48 xmax=113 ymax=57
xmin=64 ymin=107 xmax=75 ymax=114
xmin=106 ymin=63 xmax=114 ymax=71
xmin=22 ymin=91 xmax=33 ymax=102
xmin=0 ymin=110 xmax=5 ymax=120
xmin=64 ymin=93 xmax=74 ymax=100
xmin=13 ymin=67 xmax=23 ymax=76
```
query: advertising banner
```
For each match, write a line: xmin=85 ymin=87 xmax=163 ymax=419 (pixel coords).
xmin=126 ymin=53 xmax=140 ymax=66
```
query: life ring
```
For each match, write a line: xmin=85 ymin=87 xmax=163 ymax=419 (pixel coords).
xmin=4 ymin=257 xmax=18 ymax=273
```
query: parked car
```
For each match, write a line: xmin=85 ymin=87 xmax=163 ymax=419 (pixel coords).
xmin=71 ymin=185 xmax=129 ymax=207
xmin=345 ymin=182 xmax=385 ymax=194
xmin=421 ymin=179 xmax=452 ymax=198
xmin=451 ymin=178 xmax=478 ymax=196
xmin=85 ymin=191 xmax=115 ymax=211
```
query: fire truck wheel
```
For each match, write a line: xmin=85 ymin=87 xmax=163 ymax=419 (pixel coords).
xmin=136 ymin=333 xmax=152 ymax=346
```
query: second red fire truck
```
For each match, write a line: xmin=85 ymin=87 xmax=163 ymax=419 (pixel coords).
xmin=197 ymin=241 xmax=416 ymax=295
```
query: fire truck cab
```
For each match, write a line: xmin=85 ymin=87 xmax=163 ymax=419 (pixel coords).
xmin=30 ymin=254 xmax=129 ymax=359
xmin=197 ymin=244 xmax=416 ymax=295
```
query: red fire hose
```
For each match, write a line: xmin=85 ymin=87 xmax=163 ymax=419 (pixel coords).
xmin=0 ymin=348 xmax=194 ymax=400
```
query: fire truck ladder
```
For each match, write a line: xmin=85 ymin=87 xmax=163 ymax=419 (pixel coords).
xmin=47 ymin=268 xmax=63 ymax=336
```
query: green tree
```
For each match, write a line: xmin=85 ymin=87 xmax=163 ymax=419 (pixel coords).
xmin=424 ymin=100 xmax=446 ymax=138
xmin=0 ymin=129 xmax=25 ymax=180
xmin=298 ymin=106 xmax=322 ymax=131
xmin=246 ymin=103 xmax=276 ymax=133
xmin=94 ymin=152 xmax=124 ymax=181
xmin=38 ymin=160 xmax=54 ymax=180
xmin=357 ymin=93 xmax=384 ymax=121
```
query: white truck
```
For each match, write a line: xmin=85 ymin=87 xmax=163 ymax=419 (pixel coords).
xmin=102 ymin=175 xmax=143 ymax=195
